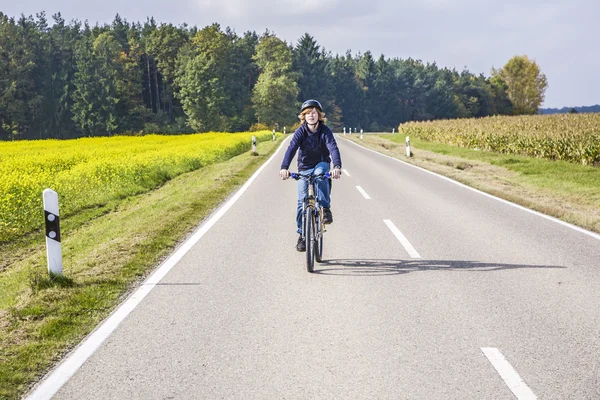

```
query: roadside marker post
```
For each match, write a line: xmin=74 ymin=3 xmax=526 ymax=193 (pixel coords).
xmin=252 ymin=136 xmax=257 ymax=153
xmin=272 ymin=129 xmax=275 ymax=141
xmin=406 ymin=136 xmax=411 ymax=157
xmin=43 ymin=189 xmax=63 ymax=276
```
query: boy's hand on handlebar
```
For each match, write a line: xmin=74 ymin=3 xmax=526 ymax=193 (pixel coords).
xmin=279 ymin=169 xmax=290 ymax=180
xmin=331 ymin=168 xmax=341 ymax=179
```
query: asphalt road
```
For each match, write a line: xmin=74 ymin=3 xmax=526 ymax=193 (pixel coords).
xmin=28 ymin=136 xmax=600 ymax=399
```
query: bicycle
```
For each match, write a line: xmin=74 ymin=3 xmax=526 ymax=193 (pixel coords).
xmin=290 ymin=172 xmax=331 ymax=272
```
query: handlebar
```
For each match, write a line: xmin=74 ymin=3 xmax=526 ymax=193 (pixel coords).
xmin=289 ymin=172 xmax=331 ymax=180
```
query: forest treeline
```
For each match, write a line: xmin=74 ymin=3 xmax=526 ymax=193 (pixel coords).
xmin=0 ymin=12 xmax=518 ymax=140
xmin=540 ymin=105 xmax=600 ymax=115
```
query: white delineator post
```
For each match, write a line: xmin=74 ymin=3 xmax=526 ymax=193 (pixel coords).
xmin=393 ymin=128 xmax=395 ymax=133
xmin=406 ymin=136 xmax=411 ymax=157
xmin=43 ymin=189 xmax=63 ymax=276
xmin=343 ymin=127 xmax=346 ymax=135
xmin=284 ymin=126 xmax=286 ymax=134
xmin=272 ymin=129 xmax=275 ymax=141
xmin=252 ymin=136 xmax=257 ymax=153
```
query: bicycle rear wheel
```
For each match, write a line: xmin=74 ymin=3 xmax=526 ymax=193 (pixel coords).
xmin=305 ymin=208 xmax=315 ymax=272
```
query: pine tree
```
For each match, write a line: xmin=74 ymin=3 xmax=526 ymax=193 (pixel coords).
xmin=72 ymin=27 xmax=102 ymax=136
xmin=293 ymin=33 xmax=330 ymax=105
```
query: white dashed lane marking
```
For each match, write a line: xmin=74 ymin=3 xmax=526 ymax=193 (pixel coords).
xmin=481 ymin=347 xmax=537 ymax=400
xmin=356 ymin=186 xmax=371 ymax=200
xmin=383 ymin=220 xmax=421 ymax=258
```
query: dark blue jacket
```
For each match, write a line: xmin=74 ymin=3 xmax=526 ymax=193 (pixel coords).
xmin=280 ymin=123 xmax=342 ymax=171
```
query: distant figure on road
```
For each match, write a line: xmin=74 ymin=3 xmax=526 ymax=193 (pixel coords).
xmin=279 ymin=99 xmax=343 ymax=252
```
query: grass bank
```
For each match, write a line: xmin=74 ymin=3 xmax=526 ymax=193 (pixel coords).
xmin=0 ymin=138 xmax=282 ymax=400
xmin=343 ymin=134 xmax=600 ymax=234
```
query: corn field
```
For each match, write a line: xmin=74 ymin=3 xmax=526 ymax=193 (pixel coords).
xmin=0 ymin=132 xmax=273 ymax=243
xmin=399 ymin=114 xmax=600 ymax=166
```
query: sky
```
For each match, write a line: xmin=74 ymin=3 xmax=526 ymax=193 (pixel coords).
xmin=2 ymin=0 xmax=598 ymax=108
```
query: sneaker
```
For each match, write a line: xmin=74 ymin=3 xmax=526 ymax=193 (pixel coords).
xmin=296 ymin=235 xmax=306 ymax=252
xmin=323 ymin=208 xmax=333 ymax=224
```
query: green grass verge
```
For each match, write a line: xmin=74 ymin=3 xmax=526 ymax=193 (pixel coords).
xmin=344 ymin=134 xmax=600 ymax=234
xmin=390 ymin=135 xmax=600 ymax=197
xmin=0 ymin=138 xmax=282 ymax=400
xmin=391 ymin=135 xmax=600 ymax=206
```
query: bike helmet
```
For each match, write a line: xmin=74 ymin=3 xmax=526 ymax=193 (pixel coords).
xmin=301 ymin=99 xmax=323 ymax=113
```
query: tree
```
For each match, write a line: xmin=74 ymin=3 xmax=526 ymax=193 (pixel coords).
xmin=146 ymin=22 xmax=187 ymax=122
xmin=72 ymin=27 xmax=102 ymax=136
xmin=356 ymin=51 xmax=375 ymax=128
xmin=175 ymin=23 xmax=241 ymax=131
xmin=117 ymin=26 xmax=148 ymax=132
xmin=92 ymin=32 xmax=121 ymax=134
xmin=46 ymin=13 xmax=80 ymax=138
xmin=488 ymin=75 xmax=513 ymax=115
xmin=0 ymin=13 xmax=25 ymax=139
xmin=453 ymin=70 xmax=496 ymax=118
xmin=72 ymin=28 xmax=121 ymax=136
xmin=424 ymin=67 xmax=459 ymax=120
xmin=371 ymin=55 xmax=397 ymax=130
xmin=398 ymin=58 xmax=430 ymax=121
xmin=225 ymin=29 xmax=259 ymax=130
xmin=293 ymin=33 xmax=330 ymax=105
xmin=387 ymin=58 xmax=417 ymax=123
xmin=328 ymin=52 xmax=362 ymax=128
xmin=141 ymin=18 xmax=159 ymax=114
xmin=110 ymin=14 xmax=130 ymax=51
xmin=0 ymin=13 xmax=47 ymax=139
xmin=492 ymin=55 xmax=548 ymax=115
xmin=252 ymin=33 xmax=299 ymax=127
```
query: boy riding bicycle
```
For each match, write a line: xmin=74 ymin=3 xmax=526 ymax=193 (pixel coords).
xmin=279 ymin=100 xmax=342 ymax=252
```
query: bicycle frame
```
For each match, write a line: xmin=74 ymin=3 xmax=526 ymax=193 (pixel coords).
xmin=291 ymin=172 xmax=329 ymax=231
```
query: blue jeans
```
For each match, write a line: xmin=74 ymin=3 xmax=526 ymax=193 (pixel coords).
xmin=296 ymin=162 xmax=331 ymax=234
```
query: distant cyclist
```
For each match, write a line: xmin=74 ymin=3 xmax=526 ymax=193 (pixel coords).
xmin=279 ymin=99 xmax=342 ymax=252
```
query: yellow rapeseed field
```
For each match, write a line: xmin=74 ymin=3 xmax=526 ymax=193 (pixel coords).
xmin=0 ymin=131 xmax=273 ymax=243
xmin=398 ymin=113 xmax=600 ymax=165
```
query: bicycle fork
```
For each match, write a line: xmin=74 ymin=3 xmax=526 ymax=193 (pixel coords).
xmin=304 ymin=187 xmax=325 ymax=238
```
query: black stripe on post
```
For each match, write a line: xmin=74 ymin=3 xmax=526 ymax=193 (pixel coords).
xmin=45 ymin=210 xmax=61 ymax=242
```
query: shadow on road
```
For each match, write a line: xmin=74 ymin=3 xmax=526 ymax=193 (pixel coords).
xmin=313 ymin=259 xmax=566 ymax=276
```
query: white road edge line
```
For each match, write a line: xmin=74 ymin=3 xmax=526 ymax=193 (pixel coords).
xmin=383 ymin=219 xmax=421 ymax=258
xmin=25 ymin=138 xmax=290 ymax=400
xmin=342 ymin=168 xmax=351 ymax=177
xmin=356 ymin=185 xmax=371 ymax=199
xmin=341 ymin=136 xmax=600 ymax=242
xmin=481 ymin=347 xmax=537 ymax=400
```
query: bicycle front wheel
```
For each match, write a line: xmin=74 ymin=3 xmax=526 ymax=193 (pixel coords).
xmin=305 ymin=207 xmax=315 ymax=273
xmin=315 ymin=211 xmax=323 ymax=263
